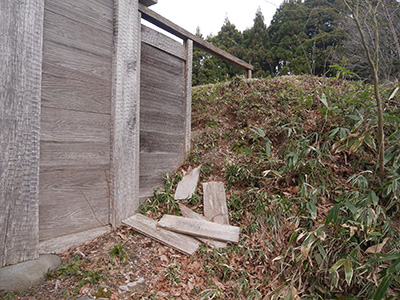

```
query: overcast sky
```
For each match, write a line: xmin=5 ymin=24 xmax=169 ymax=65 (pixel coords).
xmin=147 ymin=0 xmax=285 ymax=37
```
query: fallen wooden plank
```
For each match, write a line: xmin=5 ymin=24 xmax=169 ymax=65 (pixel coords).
xmin=179 ymin=204 xmax=227 ymax=248
xmin=123 ymin=214 xmax=200 ymax=255
xmin=203 ymin=181 xmax=229 ymax=224
xmin=157 ymin=215 xmax=240 ymax=243
xmin=174 ymin=165 xmax=201 ymax=200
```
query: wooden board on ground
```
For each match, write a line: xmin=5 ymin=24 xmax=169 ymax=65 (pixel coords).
xmin=174 ymin=166 xmax=201 ymax=200
xmin=203 ymin=181 xmax=229 ymax=224
xmin=157 ymin=215 xmax=240 ymax=243
xmin=179 ymin=204 xmax=227 ymax=248
xmin=123 ymin=214 xmax=200 ymax=255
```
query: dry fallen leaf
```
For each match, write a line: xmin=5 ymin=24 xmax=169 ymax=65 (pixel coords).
xmin=365 ymin=238 xmax=389 ymax=254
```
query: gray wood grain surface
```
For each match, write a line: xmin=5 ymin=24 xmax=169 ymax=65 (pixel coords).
xmin=42 ymin=41 xmax=111 ymax=82
xmin=158 ymin=215 xmax=240 ymax=243
xmin=45 ymin=0 xmax=113 ymax=34
xmin=41 ymin=73 xmax=111 ymax=114
xmin=139 ymin=28 xmax=187 ymax=202
xmin=123 ymin=214 xmax=200 ymax=255
xmin=184 ymin=39 xmax=193 ymax=156
xmin=40 ymin=107 xmax=111 ymax=143
xmin=203 ymin=182 xmax=230 ymax=225
xmin=174 ymin=166 xmax=201 ymax=200
xmin=141 ymin=25 xmax=185 ymax=59
xmin=0 ymin=0 xmax=44 ymax=267
xmin=39 ymin=167 xmax=110 ymax=241
xmin=39 ymin=0 xmax=113 ymax=242
xmin=179 ymin=204 xmax=227 ymax=248
xmin=111 ymin=0 xmax=141 ymax=226
xmin=140 ymin=130 xmax=184 ymax=153
xmin=39 ymin=225 xmax=111 ymax=254
xmin=43 ymin=9 xmax=112 ymax=58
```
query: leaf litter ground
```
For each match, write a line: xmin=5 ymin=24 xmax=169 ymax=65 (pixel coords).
xmin=3 ymin=75 xmax=400 ymax=299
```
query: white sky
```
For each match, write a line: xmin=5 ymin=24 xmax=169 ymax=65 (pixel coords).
xmin=147 ymin=0 xmax=285 ymax=37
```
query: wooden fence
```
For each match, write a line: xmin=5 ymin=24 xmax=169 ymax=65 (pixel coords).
xmin=0 ymin=0 xmax=253 ymax=267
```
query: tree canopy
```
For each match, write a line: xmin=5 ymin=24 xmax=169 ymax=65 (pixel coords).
xmin=192 ymin=0 xmax=400 ymax=85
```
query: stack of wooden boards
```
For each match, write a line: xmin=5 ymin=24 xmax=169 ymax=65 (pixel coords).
xmin=123 ymin=167 xmax=240 ymax=255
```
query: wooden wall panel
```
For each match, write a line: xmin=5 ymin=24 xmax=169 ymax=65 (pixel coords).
xmin=141 ymin=25 xmax=185 ymax=59
xmin=39 ymin=0 xmax=113 ymax=241
xmin=43 ymin=41 xmax=111 ymax=82
xmin=39 ymin=167 xmax=109 ymax=241
xmin=40 ymin=107 xmax=110 ymax=143
xmin=139 ymin=26 xmax=187 ymax=201
xmin=41 ymin=73 xmax=111 ymax=114
xmin=45 ymin=0 xmax=113 ymax=34
xmin=43 ymin=10 xmax=112 ymax=58
xmin=0 ymin=0 xmax=44 ymax=267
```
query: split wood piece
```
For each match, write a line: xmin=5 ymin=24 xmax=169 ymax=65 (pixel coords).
xmin=123 ymin=214 xmax=200 ymax=255
xmin=203 ymin=181 xmax=229 ymax=224
xmin=179 ymin=204 xmax=227 ymax=248
xmin=174 ymin=165 xmax=201 ymax=200
xmin=158 ymin=215 xmax=240 ymax=243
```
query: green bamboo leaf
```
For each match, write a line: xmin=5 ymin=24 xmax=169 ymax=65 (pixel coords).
xmin=320 ymin=93 xmax=329 ymax=108
xmin=349 ymin=138 xmax=362 ymax=154
xmin=387 ymin=259 xmax=400 ymax=274
xmin=344 ymin=201 xmax=357 ymax=217
xmin=344 ymin=259 xmax=353 ymax=285
xmin=330 ymin=259 xmax=346 ymax=272
xmin=325 ymin=203 xmax=341 ymax=224
xmin=373 ymin=275 xmax=393 ymax=300
xmin=364 ymin=134 xmax=376 ymax=150
xmin=317 ymin=243 xmax=328 ymax=262
xmin=306 ymin=202 xmax=317 ymax=219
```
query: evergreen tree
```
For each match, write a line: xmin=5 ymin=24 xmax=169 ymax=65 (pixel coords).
xmin=267 ymin=0 xmax=345 ymax=76
xmin=243 ymin=8 xmax=273 ymax=77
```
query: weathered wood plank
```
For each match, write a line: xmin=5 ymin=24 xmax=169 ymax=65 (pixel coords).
xmin=140 ymin=110 xmax=185 ymax=133
xmin=42 ymin=41 xmax=111 ymax=82
xmin=203 ymin=182 xmax=229 ymax=225
xmin=174 ymin=166 xmax=201 ymax=200
xmin=0 ymin=0 xmax=44 ymax=267
xmin=39 ymin=166 xmax=110 ymax=241
xmin=39 ymin=225 xmax=111 ymax=254
xmin=139 ymin=0 xmax=157 ymax=7
xmin=141 ymin=43 xmax=185 ymax=78
xmin=141 ymin=25 xmax=185 ymax=60
xmin=140 ymin=86 xmax=184 ymax=113
xmin=140 ymin=152 xmax=184 ymax=176
xmin=44 ymin=9 xmax=112 ymax=58
xmin=140 ymin=130 xmax=184 ymax=153
xmin=41 ymin=107 xmax=110 ymax=143
xmin=40 ymin=142 xmax=110 ymax=167
xmin=45 ymin=0 xmax=113 ymax=34
xmin=139 ymin=3 xmax=253 ymax=71
xmin=111 ymin=0 xmax=141 ymax=226
xmin=157 ymin=215 xmax=240 ymax=243
xmin=123 ymin=214 xmax=200 ymax=255
xmin=41 ymin=73 xmax=111 ymax=114
xmin=139 ymin=175 xmax=164 ymax=200
xmin=184 ymin=39 xmax=193 ymax=156
xmin=179 ymin=204 xmax=227 ymax=248
xmin=139 ymin=152 xmax=185 ymax=199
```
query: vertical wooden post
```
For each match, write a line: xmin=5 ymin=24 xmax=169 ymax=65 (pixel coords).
xmin=184 ymin=39 xmax=193 ymax=157
xmin=0 ymin=0 xmax=44 ymax=266
xmin=111 ymin=0 xmax=141 ymax=226
xmin=246 ymin=69 xmax=252 ymax=79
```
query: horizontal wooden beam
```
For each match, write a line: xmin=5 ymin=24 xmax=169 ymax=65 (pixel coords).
xmin=139 ymin=0 xmax=157 ymax=7
xmin=139 ymin=3 xmax=254 ymax=72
